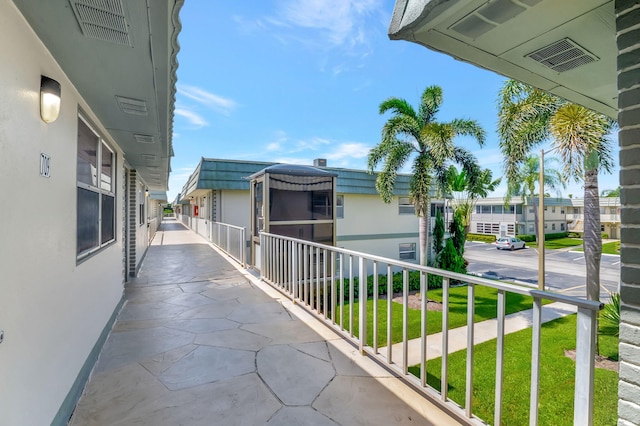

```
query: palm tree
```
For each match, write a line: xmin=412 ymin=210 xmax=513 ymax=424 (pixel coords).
xmin=507 ymin=155 xmax=564 ymax=243
xmin=601 ymin=186 xmax=620 ymax=197
xmin=368 ymin=85 xmax=486 ymax=265
xmin=548 ymin=104 xmax=615 ymax=301
xmin=446 ymin=166 xmax=501 ymax=236
xmin=498 ymin=80 xmax=615 ymax=302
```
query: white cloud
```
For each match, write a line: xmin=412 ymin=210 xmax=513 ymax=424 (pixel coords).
xmin=324 ymin=142 xmax=370 ymax=160
xmin=266 ymin=142 xmax=281 ymax=151
xmin=178 ymin=85 xmax=237 ymax=116
xmin=174 ymin=107 xmax=208 ymax=128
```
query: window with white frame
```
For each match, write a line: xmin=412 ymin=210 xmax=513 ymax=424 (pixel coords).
xmin=529 ymin=224 xmax=534 ymax=232
xmin=398 ymin=197 xmax=415 ymax=215
xmin=77 ymin=116 xmax=116 ymax=258
xmin=561 ymin=223 xmax=565 ymax=231
xmin=552 ymin=223 xmax=556 ymax=230
xmin=552 ymin=206 xmax=556 ymax=213
xmin=399 ymin=243 xmax=416 ymax=260
xmin=529 ymin=207 xmax=534 ymax=213
xmin=336 ymin=195 xmax=344 ymax=219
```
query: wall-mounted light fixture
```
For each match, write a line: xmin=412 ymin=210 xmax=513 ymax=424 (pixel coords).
xmin=145 ymin=189 xmax=149 ymax=196
xmin=40 ymin=76 xmax=61 ymax=123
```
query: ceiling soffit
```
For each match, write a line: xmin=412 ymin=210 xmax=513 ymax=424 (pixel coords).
xmin=12 ymin=0 xmax=184 ymax=190
xmin=390 ymin=0 xmax=616 ymax=118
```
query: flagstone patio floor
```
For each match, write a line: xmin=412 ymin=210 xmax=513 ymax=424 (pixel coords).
xmin=68 ymin=219 xmax=460 ymax=426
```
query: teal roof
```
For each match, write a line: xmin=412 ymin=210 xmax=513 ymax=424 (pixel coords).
xmin=186 ymin=158 xmax=415 ymax=196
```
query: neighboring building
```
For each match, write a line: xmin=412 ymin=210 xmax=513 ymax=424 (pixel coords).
xmin=469 ymin=196 xmax=621 ymax=239
xmin=0 ymin=1 xmax=181 ymax=424
xmin=388 ymin=1 xmax=638 ymax=422
xmin=174 ymin=158 xmax=442 ymax=265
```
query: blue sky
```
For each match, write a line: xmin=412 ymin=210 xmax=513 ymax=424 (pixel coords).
xmin=168 ymin=0 xmax=619 ymax=202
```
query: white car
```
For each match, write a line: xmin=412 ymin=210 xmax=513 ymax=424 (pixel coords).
xmin=495 ymin=237 xmax=526 ymax=250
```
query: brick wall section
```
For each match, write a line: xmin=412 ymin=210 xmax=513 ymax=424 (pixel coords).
xmin=128 ymin=170 xmax=137 ymax=277
xmin=617 ymin=1 xmax=640 ymax=424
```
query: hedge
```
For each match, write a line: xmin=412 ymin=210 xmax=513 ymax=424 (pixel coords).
xmin=340 ymin=270 xmax=446 ymax=300
xmin=467 ymin=233 xmax=496 ymax=243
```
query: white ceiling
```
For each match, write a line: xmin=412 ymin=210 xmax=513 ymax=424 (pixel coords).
xmin=389 ymin=0 xmax=617 ymax=118
xmin=13 ymin=0 xmax=184 ymax=190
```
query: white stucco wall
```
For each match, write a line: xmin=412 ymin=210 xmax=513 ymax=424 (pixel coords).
xmin=337 ymin=194 xmax=418 ymax=238
xmin=220 ymin=190 xmax=252 ymax=235
xmin=0 ymin=3 xmax=127 ymax=424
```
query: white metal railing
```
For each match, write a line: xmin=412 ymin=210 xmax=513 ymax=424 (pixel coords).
xmin=259 ymin=232 xmax=603 ymax=426
xmin=210 ymin=222 xmax=246 ymax=267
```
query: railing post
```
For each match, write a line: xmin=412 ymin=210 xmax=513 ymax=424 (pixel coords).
xmin=241 ymin=227 xmax=246 ymax=268
xmin=259 ymin=233 xmax=265 ymax=281
xmin=359 ymin=256 xmax=367 ymax=355
xmin=292 ymin=242 xmax=297 ymax=302
xmin=465 ymin=284 xmax=475 ymax=418
xmin=226 ymin=225 xmax=231 ymax=256
xmin=529 ymin=297 xmax=542 ymax=426
xmin=574 ymin=306 xmax=596 ymax=426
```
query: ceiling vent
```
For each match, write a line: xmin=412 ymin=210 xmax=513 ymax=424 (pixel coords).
xmin=526 ymin=38 xmax=598 ymax=73
xmin=141 ymin=154 xmax=157 ymax=161
xmin=69 ymin=0 xmax=132 ymax=46
xmin=116 ymin=96 xmax=148 ymax=115
xmin=134 ymin=134 xmax=155 ymax=144
xmin=450 ymin=0 xmax=539 ymax=39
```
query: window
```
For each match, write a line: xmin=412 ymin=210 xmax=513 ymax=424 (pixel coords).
xmin=544 ymin=206 xmax=548 ymax=212
xmin=492 ymin=205 xmax=503 ymax=214
xmin=561 ymin=223 xmax=565 ymax=231
xmin=399 ymin=243 xmax=416 ymax=260
xmin=552 ymin=206 xmax=556 ymax=213
xmin=398 ymin=197 xmax=415 ymax=215
xmin=601 ymin=224 xmax=605 ymax=232
xmin=561 ymin=207 xmax=565 ymax=214
xmin=573 ymin=207 xmax=580 ymax=214
xmin=481 ymin=205 xmax=491 ymax=214
xmin=529 ymin=207 xmax=534 ymax=213
xmin=516 ymin=205 xmax=523 ymax=214
xmin=336 ymin=195 xmax=344 ymax=219
xmin=139 ymin=186 xmax=145 ymax=225
xmin=544 ymin=223 xmax=548 ymax=229
xmin=552 ymin=223 xmax=556 ymax=231
xmin=77 ymin=116 xmax=116 ymax=258
xmin=529 ymin=224 xmax=534 ymax=232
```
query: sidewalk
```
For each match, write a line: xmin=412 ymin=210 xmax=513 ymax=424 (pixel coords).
xmin=69 ymin=219 xmax=460 ymax=426
xmin=383 ymin=302 xmax=577 ymax=367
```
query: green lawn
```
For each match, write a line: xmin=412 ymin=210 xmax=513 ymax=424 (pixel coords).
xmin=340 ymin=284 xmax=551 ymax=347
xmin=408 ymin=315 xmax=618 ymax=426
xmin=575 ymin=240 xmax=620 ymax=255
xmin=526 ymin=237 xmax=583 ymax=250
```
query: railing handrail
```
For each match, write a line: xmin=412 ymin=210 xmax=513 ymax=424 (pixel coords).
xmin=212 ymin=221 xmax=245 ymax=231
xmin=260 ymin=231 xmax=602 ymax=311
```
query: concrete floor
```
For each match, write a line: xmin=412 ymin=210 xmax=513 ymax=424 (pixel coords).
xmin=69 ymin=219 xmax=460 ymax=426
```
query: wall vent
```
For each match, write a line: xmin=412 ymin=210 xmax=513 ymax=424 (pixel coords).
xmin=526 ymin=38 xmax=598 ymax=73
xmin=70 ymin=0 xmax=132 ymax=46
xmin=134 ymin=134 xmax=155 ymax=144
xmin=116 ymin=96 xmax=148 ymax=115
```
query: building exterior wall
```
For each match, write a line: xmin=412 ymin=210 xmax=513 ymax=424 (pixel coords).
xmin=616 ymin=1 xmax=640 ymax=423
xmin=0 ymin=2 xmax=129 ymax=423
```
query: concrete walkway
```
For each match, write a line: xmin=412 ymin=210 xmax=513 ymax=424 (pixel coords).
xmin=69 ymin=219 xmax=459 ymax=426
xmin=383 ymin=302 xmax=577 ymax=368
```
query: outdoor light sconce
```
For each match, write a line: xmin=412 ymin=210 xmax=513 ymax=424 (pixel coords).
xmin=40 ymin=76 xmax=61 ymax=123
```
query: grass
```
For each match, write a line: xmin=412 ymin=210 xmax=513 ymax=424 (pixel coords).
xmin=574 ymin=240 xmax=620 ymax=255
xmin=339 ymin=284 xmax=551 ymax=347
xmin=526 ymin=237 xmax=583 ymax=250
xmin=408 ymin=315 xmax=619 ymax=426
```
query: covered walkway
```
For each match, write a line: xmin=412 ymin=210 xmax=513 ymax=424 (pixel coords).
xmin=69 ymin=219 xmax=459 ymax=425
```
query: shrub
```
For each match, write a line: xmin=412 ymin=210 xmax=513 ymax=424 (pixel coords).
xmin=516 ymin=234 xmax=536 ymax=242
xmin=600 ymin=293 xmax=620 ymax=336
xmin=602 ymin=233 xmax=609 ymax=239
xmin=568 ymin=232 xmax=583 ymax=238
xmin=341 ymin=269 xmax=446 ymax=300
xmin=545 ymin=231 xmax=569 ymax=240
xmin=466 ymin=233 xmax=496 ymax=243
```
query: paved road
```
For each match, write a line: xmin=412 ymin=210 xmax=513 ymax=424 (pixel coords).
xmin=464 ymin=241 xmax=620 ymax=300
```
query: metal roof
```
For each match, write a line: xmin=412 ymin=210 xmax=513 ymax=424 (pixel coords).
xmin=181 ymin=158 xmax=415 ymax=197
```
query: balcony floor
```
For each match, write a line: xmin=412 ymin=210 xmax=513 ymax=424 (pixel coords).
xmin=69 ymin=218 xmax=460 ymax=426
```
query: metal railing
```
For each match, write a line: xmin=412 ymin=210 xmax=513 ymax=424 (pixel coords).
xmin=210 ymin=222 xmax=246 ymax=267
xmin=259 ymin=232 xmax=603 ymax=426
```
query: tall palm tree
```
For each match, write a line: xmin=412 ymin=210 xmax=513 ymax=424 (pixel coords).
xmin=507 ymin=155 xmax=564 ymax=242
xmin=446 ymin=166 xmax=501 ymax=236
xmin=368 ymin=85 xmax=486 ymax=265
xmin=549 ymin=104 xmax=615 ymax=301
xmin=498 ymin=80 xmax=615 ymax=302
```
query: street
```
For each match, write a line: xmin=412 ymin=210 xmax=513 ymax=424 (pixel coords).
xmin=464 ymin=241 xmax=620 ymax=300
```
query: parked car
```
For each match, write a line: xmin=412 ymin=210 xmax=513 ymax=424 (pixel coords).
xmin=495 ymin=237 xmax=526 ymax=250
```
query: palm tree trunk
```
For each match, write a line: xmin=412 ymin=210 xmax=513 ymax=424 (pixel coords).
xmin=419 ymin=214 xmax=429 ymax=266
xmin=583 ymin=168 xmax=601 ymax=302
xmin=532 ymin=197 xmax=539 ymax=243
